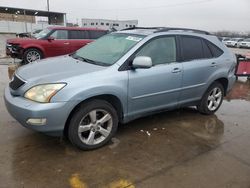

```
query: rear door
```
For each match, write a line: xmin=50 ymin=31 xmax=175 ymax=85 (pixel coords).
xmin=45 ymin=29 xmax=71 ymax=57
xmin=68 ymin=30 xmax=92 ymax=53
xmin=179 ymin=35 xmax=223 ymax=104
xmin=68 ymin=30 xmax=108 ymax=53
xmin=128 ymin=36 xmax=183 ymax=116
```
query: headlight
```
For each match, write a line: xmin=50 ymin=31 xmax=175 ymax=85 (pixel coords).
xmin=24 ymin=83 xmax=66 ymax=103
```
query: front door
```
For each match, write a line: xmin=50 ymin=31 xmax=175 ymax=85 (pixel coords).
xmin=45 ymin=29 xmax=71 ymax=57
xmin=128 ymin=36 xmax=183 ymax=117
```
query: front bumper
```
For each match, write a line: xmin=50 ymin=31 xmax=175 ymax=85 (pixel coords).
xmin=4 ymin=87 xmax=76 ymax=136
xmin=6 ymin=44 xmax=23 ymax=59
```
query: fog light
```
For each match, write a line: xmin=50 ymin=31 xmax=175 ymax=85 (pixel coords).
xmin=26 ymin=118 xmax=47 ymax=126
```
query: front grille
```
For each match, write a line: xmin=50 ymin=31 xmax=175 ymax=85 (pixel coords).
xmin=9 ymin=74 xmax=25 ymax=90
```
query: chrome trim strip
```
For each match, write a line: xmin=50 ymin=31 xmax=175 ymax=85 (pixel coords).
xmin=132 ymin=83 xmax=205 ymax=100
xmin=181 ymin=83 xmax=206 ymax=91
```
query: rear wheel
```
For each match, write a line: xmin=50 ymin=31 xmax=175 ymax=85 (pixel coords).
xmin=23 ymin=48 xmax=43 ymax=64
xmin=68 ymin=100 xmax=118 ymax=150
xmin=197 ymin=82 xmax=224 ymax=115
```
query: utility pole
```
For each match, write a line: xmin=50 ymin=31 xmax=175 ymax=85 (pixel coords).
xmin=24 ymin=10 xmax=28 ymax=33
xmin=47 ymin=0 xmax=50 ymax=11
xmin=47 ymin=0 xmax=50 ymax=24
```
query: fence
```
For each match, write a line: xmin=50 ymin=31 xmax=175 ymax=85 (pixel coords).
xmin=0 ymin=20 xmax=51 ymax=33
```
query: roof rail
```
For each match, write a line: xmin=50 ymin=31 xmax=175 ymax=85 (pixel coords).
xmin=121 ymin=27 xmax=210 ymax=35
xmin=154 ymin=27 xmax=210 ymax=35
xmin=121 ymin=26 xmax=165 ymax=31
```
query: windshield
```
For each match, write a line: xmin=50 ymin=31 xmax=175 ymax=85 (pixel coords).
xmin=34 ymin=28 xmax=52 ymax=39
xmin=74 ymin=33 xmax=145 ymax=66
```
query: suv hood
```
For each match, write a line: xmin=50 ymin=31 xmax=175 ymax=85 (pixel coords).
xmin=16 ymin=55 xmax=106 ymax=83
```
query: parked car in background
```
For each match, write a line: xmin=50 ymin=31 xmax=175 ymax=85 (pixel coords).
xmin=4 ymin=27 xmax=236 ymax=150
xmin=6 ymin=27 xmax=108 ymax=64
xmin=222 ymin=37 xmax=230 ymax=44
xmin=16 ymin=29 xmax=43 ymax=38
xmin=31 ymin=29 xmax=43 ymax=37
xmin=237 ymin=38 xmax=250 ymax=48
xmin=224 ymin=38 xmax=244 ymax=47
xmin=16 ymin=32 xmax=30 ymax=38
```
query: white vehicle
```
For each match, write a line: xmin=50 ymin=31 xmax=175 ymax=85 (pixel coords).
xmin=225 ymin=38 xmax=244 ymax=47
xmin=238 ymin=38 xmax=250 ymax=48
xmin=222 ymin=37 xmax=230 ymax=45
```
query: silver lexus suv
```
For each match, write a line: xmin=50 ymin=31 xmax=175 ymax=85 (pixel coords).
xmin=4 ymin=27 xmax=236 ymax=150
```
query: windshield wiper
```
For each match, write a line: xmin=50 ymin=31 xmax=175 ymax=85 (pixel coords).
xmin=71 ymin=54 xmax=93 ymax=63
xmin=70 ymin=53 xmax=109 ymax=66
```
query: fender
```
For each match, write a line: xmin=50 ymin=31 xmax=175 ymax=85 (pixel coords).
xmin=21 ymin=44 xmax=45 ymax=56
xmin=68 ymin=85 xmax=127 ymax=115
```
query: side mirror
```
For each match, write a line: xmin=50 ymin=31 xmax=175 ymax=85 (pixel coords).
xmin=132 ymin=56 xmax=152 ymax=69
xmin=47 ymin=36 xmax=55 ymax=41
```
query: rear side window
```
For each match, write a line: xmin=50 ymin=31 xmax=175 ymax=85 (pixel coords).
xmin=181 ymin=36 xmax=223 ymax=61
xmin=69 ymin=30 xmax=89 ymax=39
xmin=202 ymin=39 xmax=213 ymax=59
xmin=206 ymin=41 xmax=223 ymax=57
xmin=89 ymin=30 xmax=108 ymax=39
xmin=181 ymin=36 xmax=203 ymax=61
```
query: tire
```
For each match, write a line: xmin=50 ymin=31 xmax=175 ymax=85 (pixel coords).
xmin=197 ymin=82 xmax=224 ymax=115
xmin=68 ymin=100 xmax=118 ymax=150
xmin=23 ymin=48 xmax=43 ymax=64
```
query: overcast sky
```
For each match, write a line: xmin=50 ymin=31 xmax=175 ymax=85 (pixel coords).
xmin=1 ymin=0 xmax=250 ymax=32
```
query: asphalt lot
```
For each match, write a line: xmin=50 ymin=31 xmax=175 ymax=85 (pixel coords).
xmin=0 ymin=61 xmax=250 ymax=187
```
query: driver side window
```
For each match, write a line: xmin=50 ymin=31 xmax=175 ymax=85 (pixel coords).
xmin=136 ymin=36 xmax=176 ymax=66
xmin=50 ymin=30 xmax=68 ymax=39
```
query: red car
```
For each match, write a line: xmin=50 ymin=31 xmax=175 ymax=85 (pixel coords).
xmin=6 ymin=26 xmax=108 ymax=64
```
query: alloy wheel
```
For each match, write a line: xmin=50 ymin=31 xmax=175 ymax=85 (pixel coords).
xmin=26 ymin=50 xmax=41 ymax=63
xmin=78 ymin=109 xmax=113 ymax=145
xmin=207 ymin=87 xmax=223 ymax=111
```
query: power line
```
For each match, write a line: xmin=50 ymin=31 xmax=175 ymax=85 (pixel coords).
xmin=83 ymin=0 xmax=213 ymax=11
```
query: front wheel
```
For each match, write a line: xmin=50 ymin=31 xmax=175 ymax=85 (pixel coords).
xmin=197 ymin=82 xmax=224 ymax=115
xmin=23 ymin=48 xmax=43 ymax=64
xmin=68 ymin=100 xmax=118 ymax=150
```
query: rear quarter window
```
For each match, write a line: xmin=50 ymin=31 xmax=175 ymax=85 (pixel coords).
xmin=206 ymin=41 xmax=224 ymax=57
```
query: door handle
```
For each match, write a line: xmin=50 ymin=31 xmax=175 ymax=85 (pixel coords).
xmin=210 ymin=62 xmax=217 ymax=67
xmin=172 ymin=68 xmax=181 ymax=73
xmin=64 ymin=42 xmax=70 ymax=45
